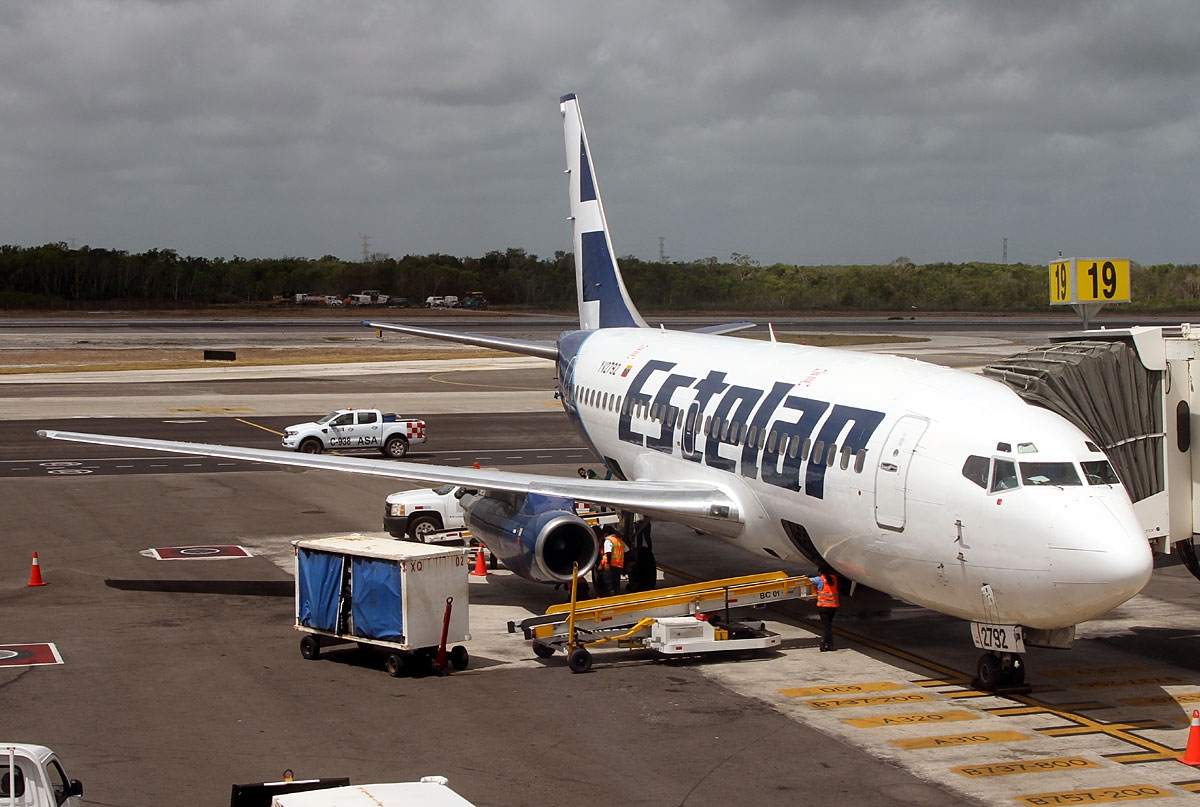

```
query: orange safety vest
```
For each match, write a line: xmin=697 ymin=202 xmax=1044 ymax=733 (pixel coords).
xmin=816 ymin=573 xmax=839 ymax=608
xmin=601 ymin=534 xmax=626 ymax=569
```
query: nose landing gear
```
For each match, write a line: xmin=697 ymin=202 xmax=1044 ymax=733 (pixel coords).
xmin=975 ymin=651 xmax=1027 ymax=691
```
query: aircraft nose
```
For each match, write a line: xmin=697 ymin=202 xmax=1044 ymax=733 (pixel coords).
xmin=1048 ymin=498 xmax=1152 ymax=621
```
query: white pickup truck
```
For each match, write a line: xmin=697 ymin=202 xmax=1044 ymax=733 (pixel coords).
xmin=2 ymin=743 xmax=83 ymax=807
xmin=282 ymin=409 xmax=426 ymax=458
xmin=384 ymin=485 xmax=619 ymax=541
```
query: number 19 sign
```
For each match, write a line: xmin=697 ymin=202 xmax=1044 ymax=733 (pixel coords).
xmin=1049 ymin=258 xmax=1131 ymax=305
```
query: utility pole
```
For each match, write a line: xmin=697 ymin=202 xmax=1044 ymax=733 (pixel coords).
xmin=658 ymin=237 xmax=666 ymax=263
xmin=360 ymin=234 xmax=371 ymax=263
xmin=1002 ymin=236 xmax=1008 ymax=265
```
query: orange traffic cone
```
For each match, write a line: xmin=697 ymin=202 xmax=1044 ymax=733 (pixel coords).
xmin=27 ymin=552 xmax=47 ymax=587
xmin=471 ymin=546 xmax=488 ymax=577
xmin=1180 ymin=710 xmax=1200 ymax=765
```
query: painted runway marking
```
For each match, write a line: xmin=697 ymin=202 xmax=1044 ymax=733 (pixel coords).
xmin=806 ymin=692 xmax=933 ymax=709
xmin=0 ymin=643 xmax=63 ymax=667
xmin=1014 ymin=784 xmax=1171 ymax=804
xmin=844 ymin=709 xmax=978 ymax=728
xmin=951 ymin=757 xmax=1100 ymax=778
xmin=149 ymin=545 xmax=252 ymax=560
xmin=889 ymin=730 xmax=1030 ymax=750
xmin=781 ymin=681 xmax=904 ymax=698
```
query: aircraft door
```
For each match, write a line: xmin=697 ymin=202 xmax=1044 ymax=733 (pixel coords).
xmin=874 ymin=415 xmax=929 ymax=530
xmin=681 ymin=402 xmax=700 ymax=458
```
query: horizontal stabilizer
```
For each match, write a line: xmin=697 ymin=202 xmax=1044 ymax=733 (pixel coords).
xmin=688 ymin=320 xmax=756 ymax=336
xmin=363 ymin=320 xmax=557 ymax=360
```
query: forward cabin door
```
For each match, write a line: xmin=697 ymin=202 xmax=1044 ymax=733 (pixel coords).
xmin=874 ymin=415 xmax=929 ymax=530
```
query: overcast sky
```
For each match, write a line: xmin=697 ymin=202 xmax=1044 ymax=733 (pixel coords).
xmin=1 ymin=1 xmax=1197 ymax=267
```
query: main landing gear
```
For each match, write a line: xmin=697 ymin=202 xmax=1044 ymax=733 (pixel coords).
xmin=975 ymin=651 xmax=1026 ymax=691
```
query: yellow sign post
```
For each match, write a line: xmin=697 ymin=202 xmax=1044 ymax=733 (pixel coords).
xmin=1048 ymin=257 xmax=1131 ymax=329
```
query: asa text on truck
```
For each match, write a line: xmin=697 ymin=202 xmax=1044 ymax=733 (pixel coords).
xmin=282 ymin=409 xmax=426 ymax=458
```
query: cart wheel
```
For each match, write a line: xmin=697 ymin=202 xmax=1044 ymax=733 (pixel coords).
xmin=300 ymin=635 xmax=320 ymax=660
xmin=450 ymin=645 xmax=469 ymax=671
xmin=532 ymin=641 xmax=557 ymax=659
xmin=384 ymin=653 xmax=406 ymax=677
xmin=567 ymin=647 xmax=593 ymax=674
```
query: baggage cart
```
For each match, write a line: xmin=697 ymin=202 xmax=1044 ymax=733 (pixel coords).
xmin=293 ymin=536 xmax=471 ymax=676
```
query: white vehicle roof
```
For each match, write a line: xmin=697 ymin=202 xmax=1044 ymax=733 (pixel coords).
xmin=1 ymin=744 xmax=55 ymax=763
xmin=271 ymin=780 xmax=474 ymax=806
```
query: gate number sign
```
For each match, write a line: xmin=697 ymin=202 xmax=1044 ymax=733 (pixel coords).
xmin=1049 ymin=258 xmax=1131 ymax=305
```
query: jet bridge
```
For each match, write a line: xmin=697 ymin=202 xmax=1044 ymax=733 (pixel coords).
xmin=983 ymin=324 xmax=1200 ymax=578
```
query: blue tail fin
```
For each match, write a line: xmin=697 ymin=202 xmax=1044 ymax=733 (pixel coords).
xmin=560 ymin=93 xmax=647 ymax=331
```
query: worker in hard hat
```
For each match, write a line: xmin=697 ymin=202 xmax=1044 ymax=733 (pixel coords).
xmin=809 ymin=566 xmax=840 ymax=651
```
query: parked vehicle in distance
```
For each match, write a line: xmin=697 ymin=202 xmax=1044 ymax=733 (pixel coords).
xmin=443 ymin=295 xmax=461 ymax=308
xmin=386 ymin=297 xmax=410 ymax=308
xmin=463 ymin=292 xmax=489 ymax=310
xmin=424 ymin=296 xmax=446 ymax=308
xmin=348 ymin=290 xmax=391 ymax=306
xmin=282 ymin=409 xmax=426 ymax=458
xmin=324 ymin=295 xmax=344 ymax=306
xmin=1 ymin=743 xmax=83 ymax=807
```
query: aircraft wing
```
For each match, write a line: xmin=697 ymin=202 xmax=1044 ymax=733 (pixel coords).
xmin=363 ymin=320 xmax=558 ymax=360
xmin=687 ymin=320 xmax=755 ymax=336
xmin=37 ymin=429 xmax=740 ymax=526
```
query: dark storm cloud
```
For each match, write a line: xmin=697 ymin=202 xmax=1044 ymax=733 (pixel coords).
xmin=1 ymin=1 xmax=1196 ymax=266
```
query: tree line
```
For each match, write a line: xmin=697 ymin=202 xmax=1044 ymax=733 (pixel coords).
xmin=1 ymin=243 xmax=1196 ymax=312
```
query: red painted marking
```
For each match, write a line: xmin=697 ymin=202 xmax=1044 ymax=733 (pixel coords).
xmin=151 ymin=545 xmax=251 ymax=560
xmin=0 ymin=643 xmax=63 ymax=667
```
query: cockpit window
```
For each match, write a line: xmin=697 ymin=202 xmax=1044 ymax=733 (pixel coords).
xmin=1017 ymin=442 xmax=1038 ymax=454
xmin=1082 ymin=460 xmax=1121 ymax=485
xmin=962 ymin=455 xmax=989 ymax=488
xmin=1085 ymin=441 xmax=1101 ymax=453
xmin=1020 ymin=462 xmax=1082 ymax=486
xmin=990 ymin=459 xmax=1018 ymax=493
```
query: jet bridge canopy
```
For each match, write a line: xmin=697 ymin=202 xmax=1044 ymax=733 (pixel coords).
xmin=983 ymin=339 xmax=1163 ymax=504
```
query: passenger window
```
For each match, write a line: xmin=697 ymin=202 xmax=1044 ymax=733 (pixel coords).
xmin=840 ymin=446 xmax=852 ymax=470
xmin=811 ymin=440 xmax=825 ymax=464
xmin=854 ymin=449 xmax=867 ymax=473
xmin=758 ymin=429 xmax=767 ymax=449
xmin=1082 ymin=460 xmax=1121 ymax=485
xmin=731 ymin=422 xmax=741 ymax=443
xmin=333 ymin=413 xmax=354 ymax=426
xmin=788 ymin=436 xmax=799 ymax=459
xmin=602 ymin=392 xmax=609 ymax=410
xmin=357 ymin=411 xmax=378 ymax=425
xmin=747 ymin=426 xmax=758 ymax=446
xmin=801 ymin=438 xmax=812 ymax=461
xmin=990 ymin=459 xmax=1018 ymax=492
xmin=767 ymin=431 xmax=778 ymax=452
xmin=961 ymin=455 xmax=989 ymax=488
xmin=686 ymin=409 xmax=697 ymax=431
xmin=704 ymin=416 xmax=713 ymax=435
xmin=1020 ymin=462 xmax=1082 ymax=486
xmin=826 ymin=445 xmax=837 ymax=467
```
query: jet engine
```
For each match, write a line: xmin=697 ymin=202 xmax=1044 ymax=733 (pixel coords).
xmin=461 ymin=490 xmax=600 ymax=584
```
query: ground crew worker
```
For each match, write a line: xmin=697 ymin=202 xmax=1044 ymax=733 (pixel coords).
xmin=810 ymin=566 xmax=840 ymax=651
xmin=598 ymin=527 xmax=626 ymax=596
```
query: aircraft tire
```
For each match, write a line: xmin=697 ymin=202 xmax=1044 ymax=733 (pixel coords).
xmin=568 ymin=647 xmax=593 ymax=674
xmin=976 ymin=653 xmax=1002 ymax=690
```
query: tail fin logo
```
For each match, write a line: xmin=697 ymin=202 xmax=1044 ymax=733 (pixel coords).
xmin=561 ymin=93 xmax=648 ymax=331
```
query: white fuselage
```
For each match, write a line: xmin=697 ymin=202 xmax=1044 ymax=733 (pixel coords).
xmin=561 ymin=328 xmax=1152 ymax=630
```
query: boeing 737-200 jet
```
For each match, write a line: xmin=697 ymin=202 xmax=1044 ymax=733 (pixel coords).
xmin=41 ymin=94 xmax=1152 ymax=687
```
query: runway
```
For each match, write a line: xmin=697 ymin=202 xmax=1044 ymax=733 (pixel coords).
xmin=5 ymin=315 xmax=1200 ymax=806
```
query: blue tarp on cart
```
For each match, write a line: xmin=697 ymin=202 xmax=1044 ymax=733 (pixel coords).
xmin=351 ymin=557 xmax=404 ymax=642
xmin=296 ymin=548 xmax=343 ymax=632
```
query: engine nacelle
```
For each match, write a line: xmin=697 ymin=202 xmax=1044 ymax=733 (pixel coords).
xmin=461 ymin=491 xmax=600 ymax=584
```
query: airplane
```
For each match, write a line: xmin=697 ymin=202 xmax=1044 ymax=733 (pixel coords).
xmin=40 ymin=93 xmax=1153 ymax=688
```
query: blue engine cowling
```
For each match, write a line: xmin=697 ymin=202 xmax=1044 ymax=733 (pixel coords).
xmin=462 ymin=491 xmax=600 ymax=583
